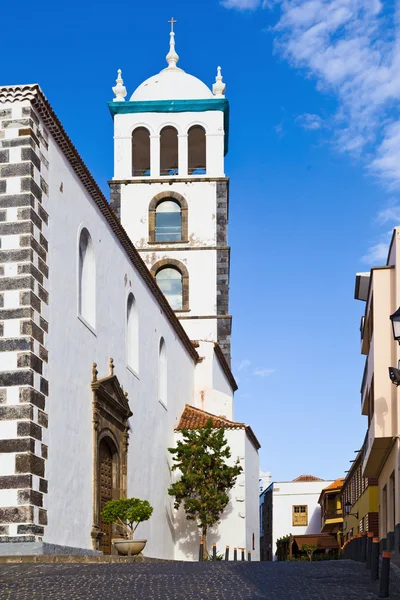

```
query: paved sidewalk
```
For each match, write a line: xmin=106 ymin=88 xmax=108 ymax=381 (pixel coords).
xmin=1 ymin=559 xmax=400 ymax=599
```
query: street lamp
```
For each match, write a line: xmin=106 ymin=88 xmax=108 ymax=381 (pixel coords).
xmin=344 ymin=501 xmax=358 ymax=519
xmin=390 ymin=308 xmax=400 ymax=343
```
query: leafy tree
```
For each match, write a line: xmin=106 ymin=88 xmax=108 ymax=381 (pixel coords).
xmin=168 ymin=418 xmax=242 ymax=557
xmin=301 ymin=543 xmax=317 ymax=562
xmin=101 ymin=498 xmax=153 ymax=539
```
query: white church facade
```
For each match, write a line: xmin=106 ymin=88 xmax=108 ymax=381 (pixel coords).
xmin=0 ymin=25 xmax=260 ymax=560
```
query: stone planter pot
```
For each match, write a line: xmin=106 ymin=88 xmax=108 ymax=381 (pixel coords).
xmin=112 ymin=539 xmax=147 ymax=556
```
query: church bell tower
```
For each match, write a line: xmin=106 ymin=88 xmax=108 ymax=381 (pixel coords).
xmin=109 ymin=21 xmax=232 ymax=363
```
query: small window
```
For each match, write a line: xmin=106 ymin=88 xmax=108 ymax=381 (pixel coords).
xmin=159 ymin=337 xmax=167 ymax=407
xmin=78 ymin=228 xmax=96 ymax=328
xmin=156 ymin=267 xmax=183 ymax=311
xmin=160 ymin=126 xmax=178 ymax=176
xmin=132 ymin=127 xmax=150 ymax=176
xmin=292 ymin=505 xmax=308 ymax=526
xmin=126 ymin=293 xmax=139 ymax=373
xmin=155 ymin=200 xmax=182 ymax=242
xmin=188 ymin=125 xmax=206 ymax=174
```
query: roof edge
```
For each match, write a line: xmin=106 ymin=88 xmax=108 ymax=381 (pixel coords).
xmin=0 ymin=83 xmax=199 ymax=363
xmin=213 ymin=343 xmax=238 ymax=392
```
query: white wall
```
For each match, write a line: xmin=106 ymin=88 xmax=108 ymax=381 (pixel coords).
xmin=45 ymin=129 xmax=195 ymax=558
xmin=193 ymin=341 xmax=233 ymax=419
xmin=270 ymin=480 xmax=333 ymax=560
xmin=245 ymin=434 xmax=260 ymax=560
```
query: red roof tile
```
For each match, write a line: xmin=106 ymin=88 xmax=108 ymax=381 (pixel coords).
xmin=292 ymin=475 xmax=324 ymax=482
xmin=176 ymin=405 xmax=261 ymax=449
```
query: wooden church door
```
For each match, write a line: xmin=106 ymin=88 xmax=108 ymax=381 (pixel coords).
xmin=99 ymin=439 xmax=113 ymax=554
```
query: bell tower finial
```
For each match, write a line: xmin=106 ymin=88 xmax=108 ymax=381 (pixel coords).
xmin=213 ymin=66 xmax=226 ymax=97
xmin=166 ymin=18 xmax=179 ymax=69
xmin=112 ymin=69 xmax=127 ymax=102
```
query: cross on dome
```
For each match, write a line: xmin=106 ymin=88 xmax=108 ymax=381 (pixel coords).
xmin=166 ymin=17 xmax=180 ymax=70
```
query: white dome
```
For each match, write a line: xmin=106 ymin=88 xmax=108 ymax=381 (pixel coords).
xmin=130 ymin=67 xmax=214 ymax=102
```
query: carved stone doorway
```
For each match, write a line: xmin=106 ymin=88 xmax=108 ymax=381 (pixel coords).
xmin=91 ymin=359 xmax=132 ymax=553
xmin=99 ymin=438 xmax=113 ymax=554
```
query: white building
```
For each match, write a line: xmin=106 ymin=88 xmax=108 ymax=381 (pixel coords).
xmin=260 ymin=475 xmax=332 ymax=561
xmin=0 ymin=25 xmax=260 ymax=559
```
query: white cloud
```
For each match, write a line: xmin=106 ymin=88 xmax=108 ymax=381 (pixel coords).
xmin=376 ymin=203 xmax=400 ymax=225
xmin=221 ymin=0 xmax=261 ymax=9
xmin=223 ymin=0 xmax=400 ymax=188
xmin=238 ymin=359 xmax=251 ymax=371
xmin=296 ymin=113 xmax=324 ymax=130
xmin=253 ymin=367 xmax=276 ymax=377
xmin=361 ymin=232 xmax=392 ymax=264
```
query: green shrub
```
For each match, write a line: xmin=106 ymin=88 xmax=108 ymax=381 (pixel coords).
xmin=101 ymin=498 xmax=153 ymax=539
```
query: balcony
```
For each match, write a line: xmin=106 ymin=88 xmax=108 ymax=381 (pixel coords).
xmin=362 ymin=416 xmax=393 ymax=478
xmin=321 ymin=507 xmax=343 ymax=533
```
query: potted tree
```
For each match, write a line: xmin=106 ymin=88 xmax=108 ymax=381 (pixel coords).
xmin=101 ymin=497 xmax=153 ymax=556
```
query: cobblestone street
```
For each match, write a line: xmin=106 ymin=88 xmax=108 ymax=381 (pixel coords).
xmin=2 ymin=560 xmax=400 ymax=599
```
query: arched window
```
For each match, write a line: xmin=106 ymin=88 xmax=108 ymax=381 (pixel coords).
xmin=78 ymin=228 xmax=96 ymax=328
xmin=155 ymin=200 xmax=181 ymax=242
xmin=132 ymin=127 xmax=150 ymax=177
xmin=160 ymin=126 xmax=178 ymax=176
xmin=159 ymin=337 xmax=167 ymax=407
xmin=126 ymin=293 xmax=139 ymax=373
xmin=156 ymin=267 xmax=183 ymax=311
xmin=188 ymin=125 xmax=206 ymax=175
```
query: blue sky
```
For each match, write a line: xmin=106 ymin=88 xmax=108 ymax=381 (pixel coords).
xmin=2 ymin=0 xmax=398 ymax=482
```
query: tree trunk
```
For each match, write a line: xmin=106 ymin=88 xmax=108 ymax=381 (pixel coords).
xmin=202 ymin=525 xmax=208 ymax=560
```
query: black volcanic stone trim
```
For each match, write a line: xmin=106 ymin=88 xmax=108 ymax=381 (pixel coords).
xmin=1 ymin=137 xmax=36 ymax=149
xmin=15 ymin=453 xmax=45 ymax=477
xmin=0 ymin=506 xmax=34 ymax=523
xmin=39 ymin=151 xmax=49 ymax=170
xmin=17 ymin=420 xmax=42 ymax=440
xmin=0 ymin=389 xmax=6 ymax=403
xmin=39 ymin=508 xmax=48 ymax=525
xmin=41 ymin=443 xmax=48 ymax=459
xmin=17 ymin=524 xmax=44 ymax=535
xmin=37 ymin=204 xmax=48 ymax=225
xmin=0 ymin=404 xmax=34 ymax=420
xmin=0 ymin=321 xmax=3 ymax=335
xmin=0 ymin=438 xmax=35 ymax=453
xmin=38 ymin=410 xmax=48 ymax=428
xmin=0 ymin=275 xmax=34 ymax=291
xmin=18 ymin=263 xmax=44 ymax=285
xmin=0 ymin=474 xmax=32 ymax=489
xmin=19 ymin=127 xmax=40 ymax=147
xmin=0 ymin=248 xmax=33 ymax=263
xmin=18 ymin=491 xmax=43 ymax=509
xmin=2 ymin=118 xmax=33 ymax=129
xmin=0 ymin=109 xmax=11 ymax=118
xmin=21 ymin=177 xmax=42 ymax=202
xmin=0 ymin=294 xmax=3 ymax=308
xmin=0 ymin=210 xmax=5 ymax=222
xmin=20 ymin=320 xmax=44 ymax=344
xmin=39 ymin=345 xmax=48 ymax=363
xmin=0 ymin=221 xmax=33 ymax=235
xmin=0 ymin=370 xmax=34 ymax=387
xmin=19 ymin=387 xmax=46 ymax=410
xmin=20 ymin=291 xmax=41 ymax=313
xmin=38 ymin=285 xmax=48 ymax=305
xmin=0 ymin=307 xmax=33 ymax=320
xmin=0 ymin=150 xmax=9 ymax=163
xmin=17 ymin=352 xmax=43 ymax=375
xmin=0 ymin=338 xmax=34 ymax=352
xmin=22 ymin=107 xmax=39 ymax=126
xmin=18 ymin=207 xmax=42 ymax=230
xmin=110 ymin=183 xmax=121 ymax=220
xmin=0 ymin=193 xmax=35 ymax=209
xmin=39 ymin=479 xmax=48 ymax=494
xmin=0 ymin=162 xmax=33 ymax=178
xmin=40 ymin=177 xmax=48 ymax=196
xmin=0 ymin=180 xmax=6 ymax=194
xmin=39 ymin=317 xmax=48 ymax=333
xmin=21 ymin=147 xmax=41 ymax=171
xmin=39 ymin=233 xmax=48 ymax=252
xmin=20 ymin=235 xmax=46 ymax=261
xmin=37 ymin=258 xmax=48 ymax=279
xmin=40 ymin=378 xmax=48 ymax=396
xmin=0 ymin=526 xmax=9 ymax=535
xmin=0 ymin=535 xmax=36 ymax=543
